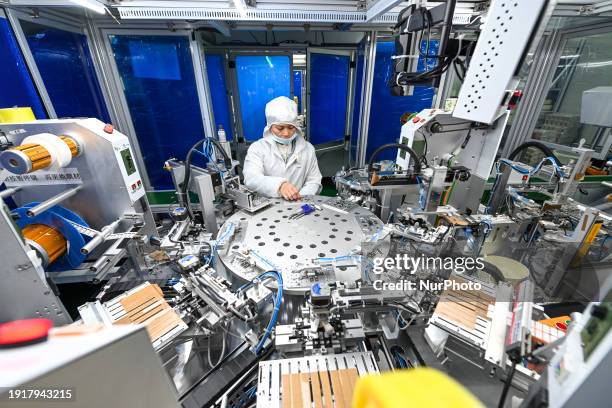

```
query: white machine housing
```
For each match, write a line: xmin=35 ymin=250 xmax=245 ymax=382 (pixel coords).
xmin=396 ymin=108 xmax=509 ymax=211
xmin=0 ymin=118 xmax=147 ymax=229
xmin=453 ymin=0 xmax=551 ymax=124
xmin=0 ymin=118 xmax=155 ymax=324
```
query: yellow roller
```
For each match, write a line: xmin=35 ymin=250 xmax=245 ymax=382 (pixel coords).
xmin=22 ymin=224 xmax=68 ymax=266
xmin=0 ymin=107 xmax=36 ymax=123
xmin=0 ymin=135 xmax=80 ymax=174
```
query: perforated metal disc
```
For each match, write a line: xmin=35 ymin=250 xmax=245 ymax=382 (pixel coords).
xmin=218 ymin=196 xmax=387 ymax=294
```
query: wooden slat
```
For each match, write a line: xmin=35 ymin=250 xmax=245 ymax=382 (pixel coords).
xmin=329 ymin=370 xmax=345 ymax=408
xmin=116 ymin=298 xmax=158 ymax=322
xmin=291 ymin=372 xmax=303 ymax=408
xmin=444 ymin=288 xmax=494 ymax=305
xmin=113 ymin=284 xmax=184 ymax=342
xmin=119 ymin=284 xmax=160 ymax=309
xmin=310 ymin=371 xmax=323 ymax=408
xmin=129 ymin=303 xmax=166 ymax=324
xmin=300 ymin=373 xmax=312 ymax=408
xmin=337 ymin=369 xmax=354 ymax=408
xmin=341 ymin=368 xmax=359 ymax=391
xmin=282 ymin=374 xmax=292 ymax=408
xmin=435 ymin=302 xmax=478 ymax=329
xmin=146 ymin=309 xmax=183 ymax=341
xmin=319 ymin=368 xmax=333 ymax=408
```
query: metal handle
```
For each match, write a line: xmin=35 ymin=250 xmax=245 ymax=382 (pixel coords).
xmin=0 ymin=187 xmax=21 ymax=199
xmin=81 ymin=218 xmax=122 ymax=255
xmin=26 ymin=186 xmax=82 ymax=217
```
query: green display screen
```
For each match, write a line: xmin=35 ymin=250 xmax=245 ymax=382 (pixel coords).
xmin=120 ymin=148 xmax=136 ymax=176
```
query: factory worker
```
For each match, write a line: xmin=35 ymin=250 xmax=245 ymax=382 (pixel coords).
xmin=243 ymin=96 xmax=322 ymax=200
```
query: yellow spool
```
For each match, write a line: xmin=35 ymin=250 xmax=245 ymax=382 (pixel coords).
xmin=22 ymin=224 xmax=67 ymax=266
xmin=0 ymin=107 xmax=36 ymax=123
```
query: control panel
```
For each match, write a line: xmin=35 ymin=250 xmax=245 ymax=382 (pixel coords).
xmin=547 ymin=285 xmax=612 ymax=407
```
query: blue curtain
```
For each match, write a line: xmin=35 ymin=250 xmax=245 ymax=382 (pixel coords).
xmin=235 ymin=55 xmax=291 ymax=141
xmin=109 ymin=35 xmax=205 ymax=190
xmin=309 ymin=53 xmax=350 ymax=145
xmin=0 ymin=17 xmax=46 ymax=118
xmin=205 ymin=53 xmax=233 ymax=141
xmin=365 ymin=40 xmax=437 ymax=162
xmin=21 ymin=20 xmax=109 ymax=122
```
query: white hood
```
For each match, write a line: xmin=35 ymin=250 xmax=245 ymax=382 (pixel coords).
xmin=262 ymin=96 xmax=303 ymax=139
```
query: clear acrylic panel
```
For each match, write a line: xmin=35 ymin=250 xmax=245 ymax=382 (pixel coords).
xmin=528 ymin=31 xmax=612 ymax=162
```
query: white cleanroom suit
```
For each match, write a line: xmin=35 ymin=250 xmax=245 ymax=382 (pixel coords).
xmin=243 ymin=97 xmax=322 ymax=198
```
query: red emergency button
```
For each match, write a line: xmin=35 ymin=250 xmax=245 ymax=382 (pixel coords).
xmin=137 ymin=180 xmax=142 ymax=187
xmin=103 ymin=124 xmax=114 ymax=134
xmin=0 ymin=318 xmax=53 ymax=348
xmin=131 ymin=183 xmax=136 ymax=190
xmin=412 ymin=116 xmax=421 ymax=123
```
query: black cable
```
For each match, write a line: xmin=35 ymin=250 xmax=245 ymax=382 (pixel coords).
xmin=459 ymin=55 xmax=468 ymax=77
xmin=398 ymin=54 xmax=454 ymax=85
xmin=209 ymin=137 xmax=232 ymax=166
xmin=508 ymin=141 xmax=562 ymax=167
xmin=460 ymin=127 xmax=473 ymax=149
xmin=453 ymin=60 xmax=465 ymax=82
xmin=168 ymin=234 xmax=185 ymax=248
xmin=368 ymin=143 xmax=422 ymax=174
xmin=420 ymin=130 xmax=429 ymax=159
xmin=498 ymin=361 xmax=517 ymax=408
xmin=436 ymin=0 xmax=457 ymax=74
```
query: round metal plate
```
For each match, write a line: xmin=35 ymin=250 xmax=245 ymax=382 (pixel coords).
xmin=218 ymin=196 xmax=387 ymax=294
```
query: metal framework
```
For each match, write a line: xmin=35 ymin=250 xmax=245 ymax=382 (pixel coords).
xmin=223 ymin=48 xmax=295 ymax=144
xmin=366 ymin=0 xmax=405 ymax=23
xmin=504 ymin=19 xmax=612 ymax=160
xmin=306 ymin=47 xmax=355 ymax=150
xmin=356 ymin=31 xmax=377 ymax=167
xmin=7 ymin=0 xmax=612 ymax=189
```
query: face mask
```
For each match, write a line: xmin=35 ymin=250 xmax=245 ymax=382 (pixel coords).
xmin=272 ymin=134 xmax=297 ymax=145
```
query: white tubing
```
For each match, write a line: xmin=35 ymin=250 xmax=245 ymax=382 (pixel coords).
xmin=22 ymin=133 xmax=72 ymax=170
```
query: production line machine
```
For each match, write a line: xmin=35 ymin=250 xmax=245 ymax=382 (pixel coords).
xmin=2 ymin=1 xmax=612 ymax=406
xmin=0 ymin=118 xmax=157 ymax=325
xmin=2 ymin=116 xmax=609 ymax=408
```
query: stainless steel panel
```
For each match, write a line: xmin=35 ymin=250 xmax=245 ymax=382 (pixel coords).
xmin=0 ymin=205 xmax=71 ymax=324
xmin=0 ymin=119 xmax=147 ymax=230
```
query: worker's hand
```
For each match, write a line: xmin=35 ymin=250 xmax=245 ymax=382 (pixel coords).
xmin=279 ymin=182 xmax=301 ymax=201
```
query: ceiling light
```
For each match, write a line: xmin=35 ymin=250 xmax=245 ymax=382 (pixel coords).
xmin=70 ymin=0 xmax=106 ymax=15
